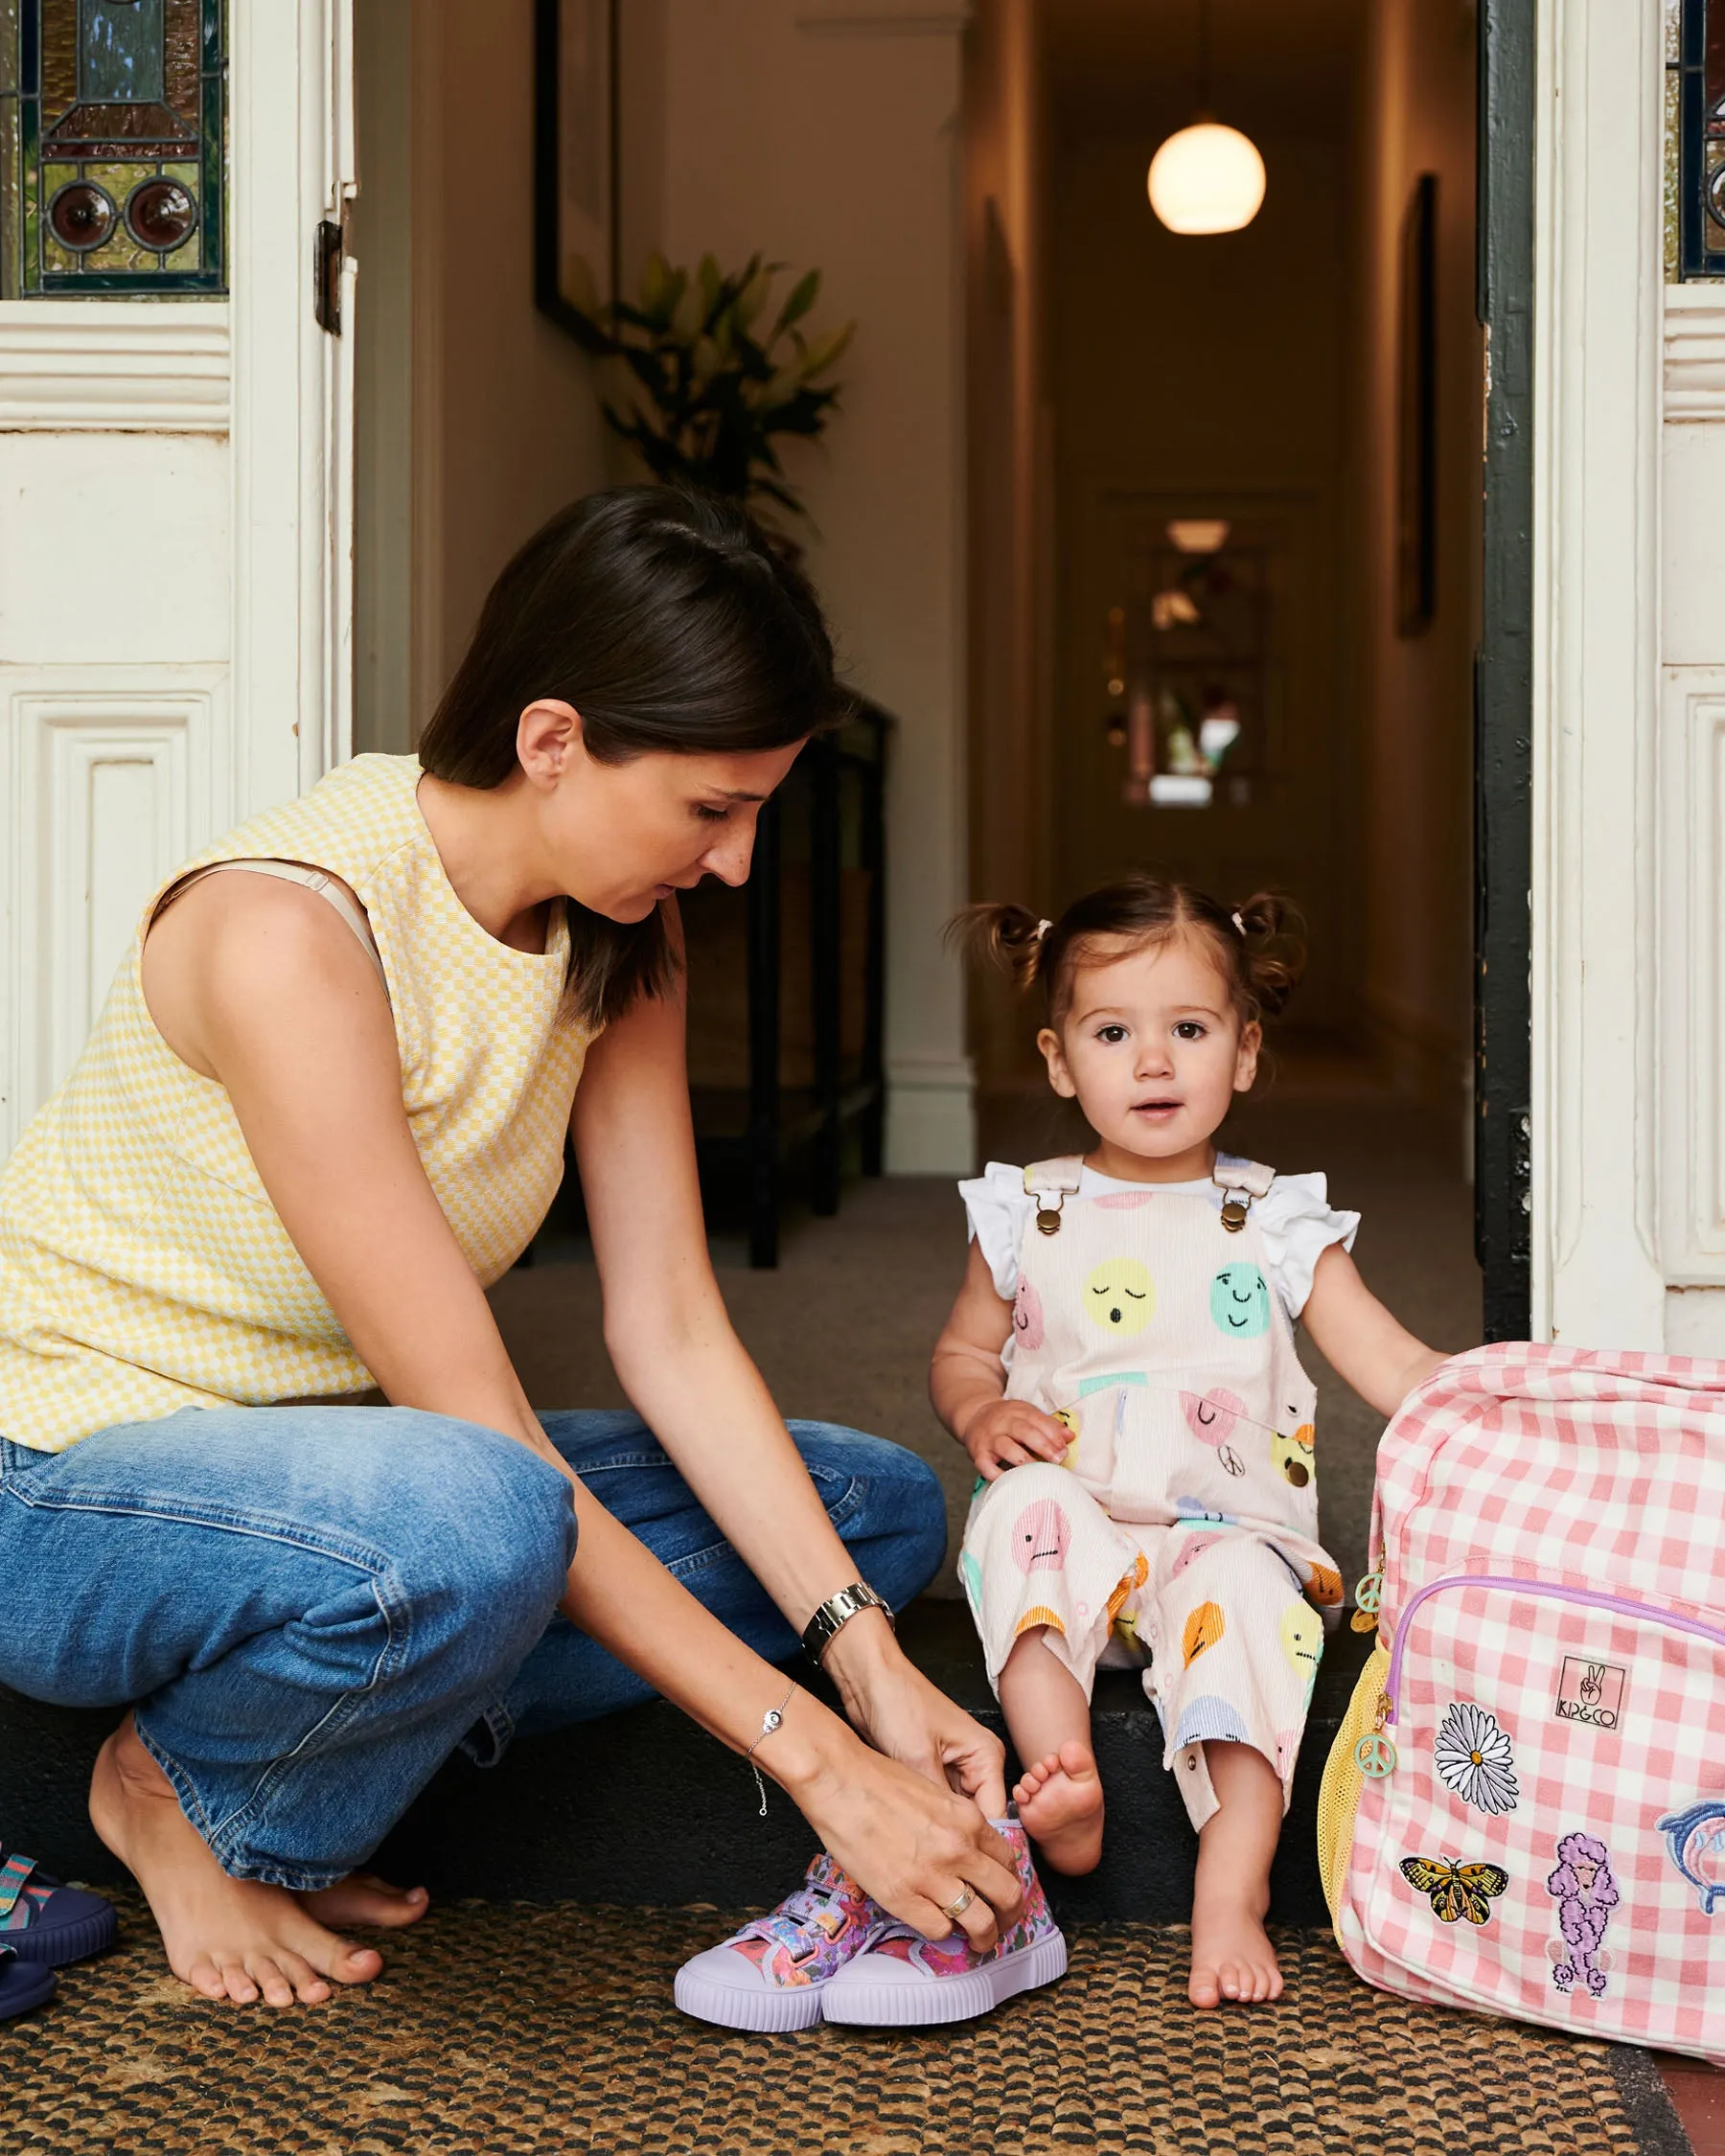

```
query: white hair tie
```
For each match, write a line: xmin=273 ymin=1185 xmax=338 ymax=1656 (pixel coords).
xmin=1035 ymin=918 xmax=1053 ymax=942
xmin=1231 ymin=911 xmax=1247 ymax=935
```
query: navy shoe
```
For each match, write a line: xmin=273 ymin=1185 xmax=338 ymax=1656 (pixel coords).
xmin=0 ymin=1944 xmax=56 ymax=2019
xmin=0 ymin=1847 xmax=117 ymax=1967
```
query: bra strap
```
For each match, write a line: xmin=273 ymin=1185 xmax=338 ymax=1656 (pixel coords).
xmin=158 ymin=859 xmax=388 ymax=998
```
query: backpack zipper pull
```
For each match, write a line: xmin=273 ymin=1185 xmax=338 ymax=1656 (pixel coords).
xmin=1350 ymin=1561 xmax=1384 ymax=1633
xmin=1353 ymin=1692 xmax=1397 ymax=1778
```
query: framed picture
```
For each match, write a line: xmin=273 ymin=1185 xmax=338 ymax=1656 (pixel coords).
xmin=535 ymin=0 xmax=620 ymax=333
xmin=1394 ymin=172 xmax=1438 ymax=637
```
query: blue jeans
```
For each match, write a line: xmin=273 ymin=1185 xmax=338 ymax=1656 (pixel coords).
xmin=0 ymin=1409 xmax=945 ymax=1891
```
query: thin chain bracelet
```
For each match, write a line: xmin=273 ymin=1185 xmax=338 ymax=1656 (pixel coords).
xmin=745 ymin=1679 xmax=798 ymax=1817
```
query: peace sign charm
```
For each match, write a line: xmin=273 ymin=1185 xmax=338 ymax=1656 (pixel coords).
xmin=1354 ymin=1730 xmax=1397 ymax=1779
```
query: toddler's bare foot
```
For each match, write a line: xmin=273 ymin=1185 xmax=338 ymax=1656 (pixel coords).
xmin=299 ymin=1873 xmax=428 ymax=1929
xmin=90 ymin=1713 xmax=387 ymax=2007
xmin=1188 ymin=1880 xmax=1282 ymax=2007
xmin=1011 ymin=1741 xmax=1104 ymax=1874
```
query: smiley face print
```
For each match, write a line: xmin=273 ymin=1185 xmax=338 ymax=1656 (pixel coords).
xmin=1011 ymin=1497 xmax=1071 ymax=1574
xmin=1012 ymin=1275 xmax=1046 ymax=1353
xmin=1183 ymin=1600 xmax=1227 ymax=1666
xmin=1280 ymin=1602 xmax=1323 ymax=1702
xmin=1085 ymin=1257 xmax=1155 ymax=1336
xmin=1210 ymin=1264 xmax=1272 ymax=1340
xmin=1271 ymin=1424 xmax=1317 ymax=1489
xmin=1183 ymin=1388 xmax=1245 ymax=1445
xmin=1170 ymin=1528 xmax=1228 ymax=1578
xmin=1183 ymin=1387 xmax=1249 ymax=1477
xmin=1053 ymin=1406 xmax=1081 ymax=1468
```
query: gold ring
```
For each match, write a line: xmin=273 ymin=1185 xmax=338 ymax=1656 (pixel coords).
xmin=941 ymin=1886 xmax=975 ymax=1924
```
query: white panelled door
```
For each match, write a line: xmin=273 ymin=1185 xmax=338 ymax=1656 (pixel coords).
xmin=0 ymin=0 xmax=357 ymax=1157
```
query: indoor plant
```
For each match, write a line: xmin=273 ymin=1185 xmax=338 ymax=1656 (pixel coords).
xmin=561 ymin=250 xmax=855 ymax=532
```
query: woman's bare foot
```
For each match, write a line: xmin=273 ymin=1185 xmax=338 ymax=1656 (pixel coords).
xmin=1011 ymin=1741 xmax=1105 ymax=1874
xmin=299 ymin=1873 xmax=428 ymax=1930
xmin=1188 ymin=1879 xmax=1282 ymax=2007
xmin=90 ymin=1714 xmax=388 ymax=2007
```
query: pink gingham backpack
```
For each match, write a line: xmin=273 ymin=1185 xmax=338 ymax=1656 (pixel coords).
xmin=1318 ymin=1342 xmax=1725 ymax=2065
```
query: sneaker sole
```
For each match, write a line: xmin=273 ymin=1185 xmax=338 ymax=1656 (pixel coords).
xmin=821 ymin=1931 xmax=1068 ymax=2028
xmin=673 ymin=1964 xmax=827 ymax=2032
xmin=7 ymin=1904 xmax=118 ymax=1968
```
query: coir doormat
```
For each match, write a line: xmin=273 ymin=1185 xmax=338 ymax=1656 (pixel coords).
xmin=0 ymin=1892 xmax=1689 ymax=2155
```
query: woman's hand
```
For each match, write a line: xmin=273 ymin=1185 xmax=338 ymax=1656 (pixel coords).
xmin=822 ymin=1611 xmax=1008 ymax=1817
xmin=769 ymin=1695 xmax=1024 ymax=1953
xmin=957 ymin=1398 xmax=1070 ymax=1481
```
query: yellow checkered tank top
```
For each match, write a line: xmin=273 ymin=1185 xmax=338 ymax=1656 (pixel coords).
xmin=0 ymin=755 xmax=595 ymax=1452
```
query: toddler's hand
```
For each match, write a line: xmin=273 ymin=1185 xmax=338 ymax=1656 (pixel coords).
xmin=960 ymin=1399 xmax=1071 ymax=1480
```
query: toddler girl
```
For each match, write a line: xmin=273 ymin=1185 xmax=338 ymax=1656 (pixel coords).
xmin=931 ymin=876 xmax=1444 ymax=2008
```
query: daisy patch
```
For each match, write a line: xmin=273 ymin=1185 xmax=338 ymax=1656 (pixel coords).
xmin=1434 ymin=1702 xmax=1519 ymax=1817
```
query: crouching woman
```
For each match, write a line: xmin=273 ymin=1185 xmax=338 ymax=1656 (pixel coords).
xmin=0 ymin=489 xmax=1019 ymax=2006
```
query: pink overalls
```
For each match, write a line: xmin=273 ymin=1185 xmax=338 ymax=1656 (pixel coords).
xmin=958 ymin=1157 xmax=1343 ymax=1830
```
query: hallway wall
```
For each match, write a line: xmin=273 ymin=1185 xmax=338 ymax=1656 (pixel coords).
xmin=356 ymin=1 xmax=977 ymax=1172
xmin=1049 ymin=103 xmax=1361 ymax=1032
xmin=355 ymin=0 xmax=615 ymax=755
xmin=1349 ymin=0 xmax=1481 ymax=1124
xmin=964 ymin=0 xmax=1053 ymax=1113
xmin=650 ymin=0 xmax=975 ymax=1174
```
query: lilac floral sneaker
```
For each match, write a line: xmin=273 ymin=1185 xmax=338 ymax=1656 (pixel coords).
xmin=822 ymin=1818 xmax=1067 ymax=2027
xmin=674 ymin=1851 xmax=886 ymax=2031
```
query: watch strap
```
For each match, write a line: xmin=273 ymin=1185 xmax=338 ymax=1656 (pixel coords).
xmin=800 ymin=1581 xmax=894 ymax=1666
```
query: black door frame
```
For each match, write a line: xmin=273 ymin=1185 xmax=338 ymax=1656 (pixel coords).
xmin=1474 ymin=0 xmax=1535 ymax=1342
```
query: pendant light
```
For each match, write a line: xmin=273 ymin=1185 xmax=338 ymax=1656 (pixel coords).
xmin=1147 ymin=0 xmax=1265 ymax=236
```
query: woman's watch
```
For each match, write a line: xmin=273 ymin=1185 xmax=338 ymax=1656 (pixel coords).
xmin=800 ymin=1581 xmax=895 ymax=1667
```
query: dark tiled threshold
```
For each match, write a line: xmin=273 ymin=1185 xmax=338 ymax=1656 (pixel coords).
xmin=0 ymin=1599 xmax=1369 ymax=1925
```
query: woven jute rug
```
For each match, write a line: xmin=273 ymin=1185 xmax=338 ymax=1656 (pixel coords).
xmin=1 ymin=1893 xmax=1683 ymax=2156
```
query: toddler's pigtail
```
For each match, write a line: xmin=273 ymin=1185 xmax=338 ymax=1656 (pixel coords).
xmin=946 ymin=902 xmax=1048 ymax=995
xmin=1230 ymin=891 xmax=1305 ymax=1020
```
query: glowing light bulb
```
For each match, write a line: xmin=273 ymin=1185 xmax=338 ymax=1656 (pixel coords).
xmin=1147 ymin=124 xmax=1266 ymax=236
xmin=1166 ymin=518 xmax=1230 ymax=554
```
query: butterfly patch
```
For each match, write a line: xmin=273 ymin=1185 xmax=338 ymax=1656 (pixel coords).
xmin=1398 ymin=1855 xmax=1510 ymax=1926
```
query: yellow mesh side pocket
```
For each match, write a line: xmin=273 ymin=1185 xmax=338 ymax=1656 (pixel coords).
xmin=1317 ymin=1643 xmax=1391 ymax=1942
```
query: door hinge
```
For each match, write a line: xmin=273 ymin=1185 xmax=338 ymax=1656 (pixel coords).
xmin=314 ymin=217 xmax=345 ymax=335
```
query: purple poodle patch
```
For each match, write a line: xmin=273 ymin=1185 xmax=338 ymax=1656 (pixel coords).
xmin=1546 ymin=1830 xmax=1619 ymax=1998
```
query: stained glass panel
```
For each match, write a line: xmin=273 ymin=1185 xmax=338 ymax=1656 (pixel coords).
xmin=0 ymin=0 xmax=224 ymax=296
xmin=1675 ymin=0 xmax=1725 ymax=281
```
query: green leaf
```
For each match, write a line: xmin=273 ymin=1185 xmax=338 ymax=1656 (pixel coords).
xmin=752 ymin=474 xmax=809 ymax=522
xmin=734 ymin=268 xmax=771 ymax=327
xmin=775 ymin=267 xmax=820 ymax=334
xmin=752 ymin=360 xmax=806 ymax=412
xmin=639 ymin=251 xmax=671 ymax=315
xmin=798 ymin=321 xmax=855 ymax=380
xmin=671 ymin=273 xmax=703 ymax=342
xmin=690 ymin=333 xmax=724 ymax=388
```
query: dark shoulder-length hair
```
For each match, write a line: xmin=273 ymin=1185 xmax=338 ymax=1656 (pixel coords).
xmin=418 ymin=487 xmax=846 ymax=1030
